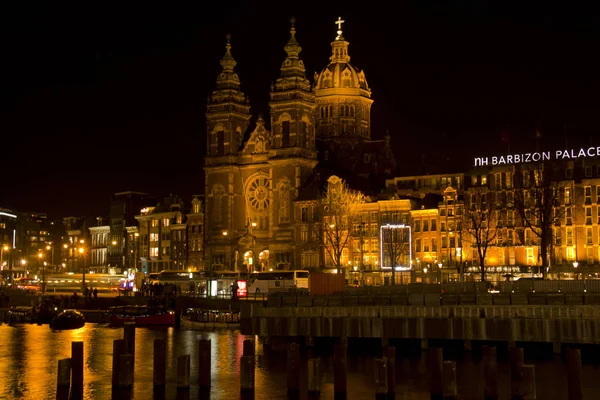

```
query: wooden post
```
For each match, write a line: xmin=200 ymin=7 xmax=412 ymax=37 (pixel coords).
xmin=175 ymin=309 xmax=181 ymax=328
xmin=306 ymin=336 xmax=314 ymax=359
xmin=56 ymin=358 xmax=71 ymax=400
xmin=443 ymin=360 xmax=457 ymax=400
xmin=510 ymin=346 xmax=525 ymax=400
xmin=71 ymin=341 xmax=84 ymax=399
xmin=118 ymin=354 xmax=134 ymax=388
xmin=112 ymin=339 xmax=126 ymax=387
xmin=176 ymin=354 xmax=190 ymax=389
xmin=123 ymin=322 xmax=136 ymax=356
xmin=153 ymin=338 xmax=166 ymax=388
xmin=240 ymin=355 xmax=255 ymax=399
xmin=483 ymin=346 xmax=499 ymax=400
xmin=334 ymin=343 xmax=347 ymax=400
xmin=385 ymin=346 xmax=396 ymax=400
xmin=375 ymin=358 xmax=388 ymax=400
xmin=287 ymin=343 xmax=301 ymax=399
xmin=198 ymin=339 xmax=212 ymax=390
xmin=307 ymin=358 xmax=321 ymax=400
xmin=521 ymin=365 xmax=536 ymax=399
xmin=429 ymin=347 xmax=444 ymax=400
xmin=566 ymin=348 xmax=583 ymax=400
xmin=243 ymin=338 xmax=255 ymax=357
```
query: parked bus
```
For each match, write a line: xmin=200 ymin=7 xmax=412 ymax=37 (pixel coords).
xmin=247 ymin=270 xmax=309 ymax=294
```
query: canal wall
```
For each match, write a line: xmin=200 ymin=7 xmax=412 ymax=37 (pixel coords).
xmin=240 ymin=300 xmax=600 ymax=346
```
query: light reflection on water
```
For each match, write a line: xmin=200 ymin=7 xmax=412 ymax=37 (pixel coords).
xmin=1 ymin=323 xmax=600 ymax=399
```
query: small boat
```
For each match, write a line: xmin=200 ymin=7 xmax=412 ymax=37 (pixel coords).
xmin=5 ymin=306 xmax=35 ymax=324
xmin=107 ymin=305 xmax=175 ymax=327
xmin=50 ymin=310 xmax=86 ymax=331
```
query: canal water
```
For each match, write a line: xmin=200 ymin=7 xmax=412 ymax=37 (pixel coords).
xmin=1 ymin=323 xmax=600 ymax=399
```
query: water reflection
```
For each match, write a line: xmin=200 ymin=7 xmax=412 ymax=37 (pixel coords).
xmin=1 ymin=324 xmax=600 ymax=399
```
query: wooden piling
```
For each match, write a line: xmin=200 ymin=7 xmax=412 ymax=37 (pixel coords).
xmin=483 ymin=346 xmax=499 ymax=400
xmin=240 ymin=355 xmax=255 ymax=398
xmin=56 ymin=358 xmax=71 ymax=400
xmin=443 ymin=360 xmax=457 ymax=400
xmin=71 ymin=341 xmax=84 ymax=398
xmin=118 ymin=354 xmax=134 ymax=388
xmin=375 ymin=358 xmax=388 ymax=400
xmin=566 ymin=348 xmax=583 ymax=400
xmin=176 ymin=354 xmax=191 ymax=389
xmin=112 ymin=339 xmax=126 ymax=387
xmin=287 ymin=343 xmax=301 ymax=400
xmin=198 ymin=339 xmax=212 ymax=390
xmin=305 ymin=336 xmax=314 ymax=358
xmin=153 ymin=338 xmax=166 ymax=388
xmin=428 ymin=347 xmax=444 ymax=400
xmin=123 ymin=322 xmax=136 ymax=357
xmin=243 ymin=338 xmax=255 ymax=357
xmin=385 ymin=346 xmax=396 ymax=400
xmin=509 ymin=347 xmax=525 ymax=399
xmin=333 ymin=343 xmax=347 ymax=400
xmin=307 ymin=358 xmax=321 ymax=400
xmin=521 ymin=365 xmax=536 ymax=399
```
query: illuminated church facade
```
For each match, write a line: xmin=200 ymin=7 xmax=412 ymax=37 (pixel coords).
xmin=203 ymin=18 xmax=396 ymax=272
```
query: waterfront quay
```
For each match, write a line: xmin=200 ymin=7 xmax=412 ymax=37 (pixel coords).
xmin=240 ymin=283 xmax=600 ymax=354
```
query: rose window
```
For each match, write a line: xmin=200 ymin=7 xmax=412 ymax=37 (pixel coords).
xmin=247 ymin=176 xmax=270 ymax=211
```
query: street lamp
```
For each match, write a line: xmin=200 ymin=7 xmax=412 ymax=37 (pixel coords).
xmin=1 ymin=245 xmax=10 ymax=284
xmin=78 ymin=246 xmax=86 ymax=289
xmin=250 ymin=222 xmax=258 ymax=273
xmin=573 ymin=261 xmax=579 ymax=280
xmin=38 ymin=252 xmax=46 ymax=293
xmin=438 ymin=262 xmax=443 ymax=284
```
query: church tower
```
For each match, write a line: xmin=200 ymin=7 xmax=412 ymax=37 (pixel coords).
xmin=204 ymin=36 xmax=251 ymax=273
xmin=206 ymin=35 xmax=251 ymax=157
xmin=269 ymin=17 xmax=317 ymax=151
xmin=314 ymin=17 xmax=373 ymax=140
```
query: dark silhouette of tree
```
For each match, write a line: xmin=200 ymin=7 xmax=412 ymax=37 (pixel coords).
xmin=513 ymin=162 xmax=573 ymax=279
xmin=462 ymin=187 xmax=497 ymax=282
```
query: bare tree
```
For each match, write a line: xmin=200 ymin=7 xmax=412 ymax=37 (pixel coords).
xmin=320 ymin=176 xmax=365 ymax=271
xmin=513 ymin=162 xmax=572 ymax=279
xmin=462 ymin=187 xmax=497 ymax=282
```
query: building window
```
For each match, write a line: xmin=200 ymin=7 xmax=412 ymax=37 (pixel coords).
xmin=431 ymin=219 xmax=437 ymax=231
xmin=555 ymin=228 xmax=562 ymax=246
xmin=586 ymin=227 xmax=593 ymax=245
xmin=371 ymin=224 xmax=378 ymax=237
xmin=566 ymin=168 xmax=573 ymax=179
xmin=566 ymin=228 xmax=573 ymax=246
xmin=423 ymin=220 xmax=429 ymax=232
xmin=585 ymin=166 xmax=592 ymax=177
xmin=565 ymin=187 xmax=572 ymax=205
xmin=566 ymin=208 xmax=572 ymax=225
xmin=415 ymin=239 xmax=421 ymax=252
xmin=527 ymin=248 xmax=534 ymax=265
xmin=585 ymin=186 xmax=592 ymax=205
xmin=423 ymin=240 xmax=430 ymax=252
xmin=586 ymin=207 xmax=592 ymax=225
xmin=282 ymin=120 xmax=290 ymax=147
xmin=432 ymin=238 xmax=437 ymax=252
xmin=301 ymin=207 xmax=309 ymax=223
xmin=150 ymin=233 xmax=159 ymax=242
xmin=151 ymin=220 xmax=159 ymax=228
xmin=216 ymin=129 xmax=224 ymax=155
xmin=370 ymin=212 xmax=378 ymax=221
xmin=150 ymin=247 xmax=159 ymax=257
xmin=414 ymin=220 xmax=421 ymax=232
xmin=300 ymin=226 xmax=308 ymax=242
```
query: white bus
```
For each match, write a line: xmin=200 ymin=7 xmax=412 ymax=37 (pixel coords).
xmin=247 ymin=270 xmax=309 ymax=294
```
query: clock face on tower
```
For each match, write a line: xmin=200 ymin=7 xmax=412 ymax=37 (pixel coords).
xmin=246 ymin=176 xmax=270 ymax=211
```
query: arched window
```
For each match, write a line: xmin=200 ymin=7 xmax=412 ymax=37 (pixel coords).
xmin=212 ymin=184 xmax=225 ymax=227
xmin=215 ymin=127 xmax=225 ymax=155
xmin=278 ymin=178 xmax=291 ymax=224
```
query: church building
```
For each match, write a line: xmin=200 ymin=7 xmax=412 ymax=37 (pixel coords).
xmin=203 ymin=17 xmax=396 ymax=273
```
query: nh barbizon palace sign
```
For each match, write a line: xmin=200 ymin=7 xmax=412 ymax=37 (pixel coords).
xmin=474 ymin=147 xmax=600 ymax=167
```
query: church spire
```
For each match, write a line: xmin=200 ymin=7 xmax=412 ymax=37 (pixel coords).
xmin=216 ymin=34 xmax=241 ymax=91
xmin=284 ymin=17 xmax=302 ymax=59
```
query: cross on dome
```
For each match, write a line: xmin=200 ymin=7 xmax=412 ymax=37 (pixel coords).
xmin=335 ymin=16 xmax=345 ymax=40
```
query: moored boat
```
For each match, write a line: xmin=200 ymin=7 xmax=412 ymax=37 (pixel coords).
xmin=107 ymin=305 xmax=175 ymax=327
xmin=49 ymin=310 xmax=86 ymax=331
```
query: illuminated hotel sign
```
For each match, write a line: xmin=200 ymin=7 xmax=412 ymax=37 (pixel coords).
xmin=474 ymin=147 xmax=600 ymax=167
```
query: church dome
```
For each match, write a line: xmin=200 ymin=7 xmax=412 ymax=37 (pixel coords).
xmin=313 ymin=18 xmax=371 ymax=96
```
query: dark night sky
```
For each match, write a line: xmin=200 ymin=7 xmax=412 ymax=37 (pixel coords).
xmin=2 ymin=2 xmax=600 ymax=219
